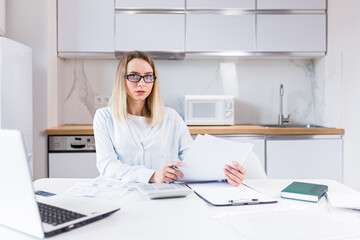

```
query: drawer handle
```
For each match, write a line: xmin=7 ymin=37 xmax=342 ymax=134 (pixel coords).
xmin=70 ymin=143 xmax=86 ymax=149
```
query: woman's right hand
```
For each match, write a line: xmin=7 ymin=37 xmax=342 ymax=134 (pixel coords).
xmin=149 ymin=161 xmax=184 ymax=183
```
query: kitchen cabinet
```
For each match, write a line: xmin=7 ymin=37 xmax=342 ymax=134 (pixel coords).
xmin=57 ymin=0 xmax=327 ymax=58
xmin=0 ymin=0 xmax=5 ymax=36
xmin=115 ymin=13 xmax=185 ymax=52
xmin=49 ymin=152 xmax=99 ymax=178
xmin=186 ymin=0 xmax=255 ymax=10
xmin=257 ymin=14 xmax=326 ymax=52
xmin=115 ymin=0 xmax=184 ymax=9
xmin=257 ymin=0 xmax=326 ymax=10
xmin=266 ymin=136 xmax=343 ymax=182
xmin=186 ymin=14 xmax=255 ymax=52
xmin=216 ymin=135 xmax=265 ymax=170
xmin=58 ymin=0 xmax=114 ymax=54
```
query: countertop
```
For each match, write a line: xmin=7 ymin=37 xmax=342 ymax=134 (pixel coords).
xmin=46 ymin=124 xmax=344 ymax=135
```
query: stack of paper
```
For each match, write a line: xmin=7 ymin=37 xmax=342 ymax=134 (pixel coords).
xmin=179 ymin=134 xmax=253 ymax=182
xmin=327 ymin=192 xmax=360 ymax=210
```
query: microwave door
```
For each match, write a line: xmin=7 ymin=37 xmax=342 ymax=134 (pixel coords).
xmin=187 ymin=101 xmax=225 ymax=125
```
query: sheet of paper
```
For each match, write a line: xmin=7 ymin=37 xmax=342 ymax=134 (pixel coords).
xmin=328 ymin=192 xmax=360 ymax=210
xmin=216 ymin=210 xmax=360 ymax=240
xmin=179 ymin=134 xmax=253 ymax=182
xmin=64 ymin=176 xmax=132 ymax=201
xmin=188 ymin=182 xmax=275 ymax=205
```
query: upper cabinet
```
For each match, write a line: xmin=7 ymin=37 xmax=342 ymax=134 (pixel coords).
xmin=256 ymin=0 xmax=326 ymax=53
xmin=257 ymin=0 xmax=326 ymax=10
xmin=257 ymin=14 xmax=326 ymax=52
xmin=114 ymin=0 xmax=185 ymax=59
xmin=186 ymin=14 xmax=255 ymax=52
xmin=115 ymin=0 xmax=184 ymax=9
xmin=57 ymin=0 xmax=327 ymax=59
xmin=115 ymin=13 xmax=185 ymax=52
xmin=185 ymin=0 xmax=255 ymax=53
xmin=57 ymin=0 xmax=114 ymax=55
xmin=187 ymin=0 xmax=255 ymax=10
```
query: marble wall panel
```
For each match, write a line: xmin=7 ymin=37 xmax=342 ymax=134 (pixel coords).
xmin=61 ymin=58 xmax=324 ymax=126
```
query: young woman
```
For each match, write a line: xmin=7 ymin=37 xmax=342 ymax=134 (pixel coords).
xmin=93 ymin=51 xmax=246 ymax=186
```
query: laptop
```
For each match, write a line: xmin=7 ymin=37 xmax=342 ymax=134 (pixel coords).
xmin=0 ymin=129 xmax=120 ymax=238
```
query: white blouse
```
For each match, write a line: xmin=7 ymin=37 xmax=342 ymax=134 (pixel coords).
xmin=127 ymin=114 xmax=152 ymax=143
xmin=93 ymin=107 xmax=194 ymax=183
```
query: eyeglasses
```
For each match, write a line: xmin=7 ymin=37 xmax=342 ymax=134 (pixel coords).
xmin=125 ymin=74 xmax=157 ymax=83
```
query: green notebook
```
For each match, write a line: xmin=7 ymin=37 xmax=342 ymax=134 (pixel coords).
xmin=281 ymin=181 xmax=328 ymax=203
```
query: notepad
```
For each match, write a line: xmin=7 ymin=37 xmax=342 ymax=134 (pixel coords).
xmin=281 ymin=181 xmax=328 ymax=203
xmin=188 ymin=182 xmax=277 ymax=206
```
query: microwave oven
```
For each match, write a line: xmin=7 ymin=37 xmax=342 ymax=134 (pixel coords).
xmin=184 ymin=95 xmax=234 ymax=125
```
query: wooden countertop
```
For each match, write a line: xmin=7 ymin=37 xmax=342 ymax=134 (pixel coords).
xmin=46 ymin=124 xmax=344 ymax=135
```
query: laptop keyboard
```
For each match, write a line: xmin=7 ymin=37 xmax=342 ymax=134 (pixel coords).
xmin=38 ymin=202 xmax=86 ymax=226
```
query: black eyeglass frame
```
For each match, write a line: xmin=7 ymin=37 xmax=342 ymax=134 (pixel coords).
xmin=124 ymin=74 xmax=157 ymax=83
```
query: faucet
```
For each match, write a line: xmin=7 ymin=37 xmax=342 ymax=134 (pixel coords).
xmin=278 ymin=84 xmax=290 ymax=125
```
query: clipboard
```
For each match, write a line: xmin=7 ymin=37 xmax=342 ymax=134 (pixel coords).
xmin=187 ymin=182 xmax=277 ymax=207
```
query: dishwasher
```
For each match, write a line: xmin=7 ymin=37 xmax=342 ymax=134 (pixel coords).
xmin=48 ymin=135 xmax=99 ymax=178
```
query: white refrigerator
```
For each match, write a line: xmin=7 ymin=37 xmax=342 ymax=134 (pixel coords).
xmin=0 ymin=37 xmax=33 ymax=171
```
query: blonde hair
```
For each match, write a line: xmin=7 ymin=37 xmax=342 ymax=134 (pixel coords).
xmin=109 ymin=51 xmax=164 ymax=126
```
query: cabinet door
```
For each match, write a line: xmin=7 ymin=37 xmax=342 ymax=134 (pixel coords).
xmin=216 ymin=135 xmax=265 ymax=170
xmin=266 ymin=138 xmax=343 ymax=182
xmin=115 ymin=0 xmax=184 ymax=9
xmin=0 ymin=0 xmax=5 ymax=36
xmin=187 ymin=0 xmax=255 ymax=10
xmin=49 ymin=153 xmax=99 ymax=178
xmin=186 ymin=14 xmax=255 ymax=51
xmin=257 ymin=0 xmax=326 ymax=10
xmin=115 ymin=14 xmax=185 ymax=51
xmin=257 ymin=14 xmax=326 ymax=52
xmin=58 ymin=0 xmax=114 ymax=53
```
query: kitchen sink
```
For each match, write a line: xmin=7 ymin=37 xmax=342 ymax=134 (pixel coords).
xmin=260 ymin=124 xmax=327 ymax=128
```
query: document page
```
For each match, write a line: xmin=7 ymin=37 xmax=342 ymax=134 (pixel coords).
xmin=179 ymin=134 xmax=253 ymax=182
xmin=64 ymin=176 xmax=132 ymax=200
xmin=188 ymin=182 xmax=275 ymax=206
xmin=327 ymin=192 xmax=360 ymax=210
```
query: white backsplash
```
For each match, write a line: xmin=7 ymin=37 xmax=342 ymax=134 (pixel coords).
xmin=61 ymin=58 xmax=325 ymax=126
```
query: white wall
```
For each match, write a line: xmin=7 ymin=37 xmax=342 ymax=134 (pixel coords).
xmin=5 ymin=0 xmax=48 ymax=180
xmin=316 ymin=0 xmax=360 ymax=190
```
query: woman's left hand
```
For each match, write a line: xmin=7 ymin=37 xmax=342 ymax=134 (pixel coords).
xmin=224 ymin=162 xmax=246 ymax=187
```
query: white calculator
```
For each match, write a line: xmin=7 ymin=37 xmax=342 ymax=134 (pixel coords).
xmin=136 ymin=183 xmax=194 ymax=199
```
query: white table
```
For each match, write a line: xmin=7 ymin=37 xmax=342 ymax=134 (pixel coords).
xmin=1 ymin=179 xmax=359 ymax=240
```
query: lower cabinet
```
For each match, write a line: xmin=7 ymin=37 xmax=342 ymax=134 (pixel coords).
xmin=266 ymin=136 xmax=343 ymax=182
xmin=191 ymin=134 xmax=343 ymax=182
xmin=49 ymin=152 xmax=99 ymax=178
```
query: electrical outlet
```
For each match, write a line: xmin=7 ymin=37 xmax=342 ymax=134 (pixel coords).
xmin=94 ymin=95 xmax=110 ymax=108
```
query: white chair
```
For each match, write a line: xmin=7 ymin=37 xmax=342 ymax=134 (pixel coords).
xmin=242 ymin=151 xmax=267 ymax=179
